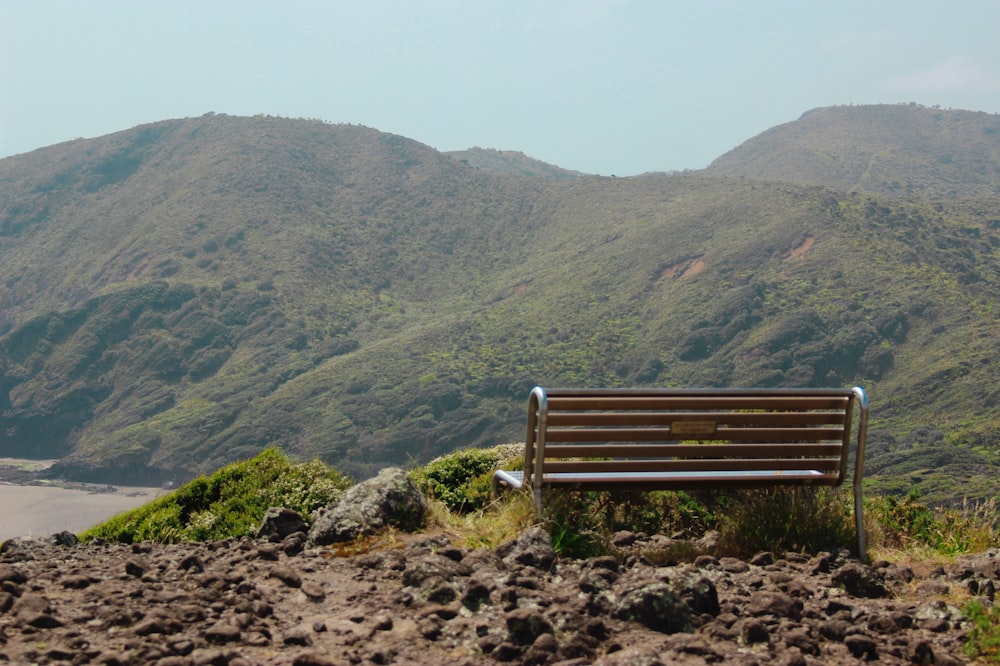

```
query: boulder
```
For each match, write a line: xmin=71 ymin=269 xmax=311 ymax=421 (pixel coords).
xmin=256 ymin=507 xmax=308 ymax=539
xmin=614 ymin=580 xmax=693 ymax=634
xmin=306 ymin=467 xmax=426 ymax=546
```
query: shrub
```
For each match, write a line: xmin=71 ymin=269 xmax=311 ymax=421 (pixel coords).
xmin=540 ymin=489 xmax=718 ymax=559
xmin=715 ymin=487 xmax=856 ymax=557
xmin=409 ymin=444 xmax=522 ymax=513
xmin=80 ymin=448 xmax=351 ymax=543
xmin=543 ymin=491 xmax=606 ymax=558
xmin=866 ymin=491 xmax=1000 ymax=555
xmin=963 ymin=599 xmax=1000 ymax=662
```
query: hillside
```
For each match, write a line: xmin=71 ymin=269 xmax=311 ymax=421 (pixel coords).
xmin=1 ymin=108 xmax=998 ymax=506
xmin=707 ymin=103 xmax=1000 ymax=199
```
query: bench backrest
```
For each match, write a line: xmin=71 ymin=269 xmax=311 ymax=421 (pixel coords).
xmin=524 ymin=386 xmax=869 ymax=490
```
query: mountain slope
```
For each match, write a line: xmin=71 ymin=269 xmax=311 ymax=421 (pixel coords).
xmin=1 ymin=108 xmax=998 ymax=506
xmin=707 ymin=104 xmax=1000 ymax=199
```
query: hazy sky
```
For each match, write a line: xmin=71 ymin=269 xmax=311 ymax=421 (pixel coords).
xmin=3 ymin=1 xmax=1000 ymax=176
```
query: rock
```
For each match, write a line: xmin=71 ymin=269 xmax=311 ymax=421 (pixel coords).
xmin=204 ymin=622 xmax=242 ymax=644
xmin=495 ymin=526 xmax=556 ymax=570
xmin=461 ymin=581 xmax=492 ymax=611
xmin=524 ymin=632 xmax=559 ymax=664
xmin=257 ymin=507 xmax=308 ymax=539
xmin=844 ymin=633 xmax=878 ymax=660
xmin=506 ymin=607 xmax=554 ymax=645
xmin=178 ymin=553 xmax=205 ymax=572
xmin=748 ymin=590 xmax=802 ymax=620
xmin=51 ymin=531 xmax=78 ymax=547
xmin=61 ymin=573 xmax=92 ymax=589
xmin=969 ymin=577 xmax=996 ymax=599
xmin=306 ymin=467 xmax=427 ymax=546
xmin=255 ymin=542 xmax=281 ymax=561
xmin=740 ymin=618 xmax=769 ymax=644
xmin=831 ymin=562 xmax=890 ymax=598
xmin=783 ymin=629 xmax=820 ymax=656
xmin=268 ymin=564 xmax=303 ymax=588
xmin=883 ymin=564 xmax=915 ymax=583
xmin=282 ymin=531 xmax=307 ymax=556
xmin=124 ymin=558 xmax=149 ymax=578
xmin=719 ymin=557 xmax=750 ymax=573
xmin=916 ymin=579 xmax=950 ymax=596
xmin=14 ymin=592 xmax=64 ymax=628
xmin=134 ymin=616 xmax=183 ymax=636
xmin=614 ymin=580 xmax=693 ymax=634
xmin=672 ymin=569 xmax=720 ymax=616
xmin=611 ymin=530 xmax=638 ymax=547
xmin=0 ymin=564 xmax=27 ymax=585
xmin=0 ymin=535 xmax=49 ymax=554
xmin=402 ymin=553 xmax=471 ymax=588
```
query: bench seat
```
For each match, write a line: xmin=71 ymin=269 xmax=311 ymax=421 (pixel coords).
xmin=494 ymin=467 xmax=831 ymax=489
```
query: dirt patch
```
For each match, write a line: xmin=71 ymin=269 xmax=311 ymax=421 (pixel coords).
xmin=786 ymin=234 xmax=815 ymax=260
xmin=659 ymin=256 xmax=706 ymax=280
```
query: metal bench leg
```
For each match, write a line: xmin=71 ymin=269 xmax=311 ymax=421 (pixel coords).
xmin=854 ymin=482 xmax=867 ymax=561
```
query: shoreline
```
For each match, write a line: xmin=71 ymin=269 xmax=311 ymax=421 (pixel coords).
xmin=0 ymin=482 xmax=165 ymax=541
xmin=0 ymin=458 xmax=166 ymax=540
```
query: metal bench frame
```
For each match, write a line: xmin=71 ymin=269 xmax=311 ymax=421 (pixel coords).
xmin=494 ymin=385 xmax=870 ymax=556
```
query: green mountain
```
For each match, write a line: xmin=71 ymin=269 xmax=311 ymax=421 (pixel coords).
xmin=1 ymin=106 xmax=997 ymax=506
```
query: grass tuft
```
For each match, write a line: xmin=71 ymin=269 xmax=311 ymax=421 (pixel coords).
xmin=866 ymin=491 xmax=1000 ymax=558
xmin=715 ymin=487 xmax=857 ymax=557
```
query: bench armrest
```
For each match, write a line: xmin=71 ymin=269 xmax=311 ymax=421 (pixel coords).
xmin=492 ymin=469 xmax=525 ymax=498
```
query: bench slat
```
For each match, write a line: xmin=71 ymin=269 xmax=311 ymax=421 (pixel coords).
xmin=543 ymin=443 xmax=844 ymax=459
xmin=545 ymin=458 xmax=842 ymax=474
xmin=538 ymin=470 xmax=839 ymax=488
xmin=546 ymin=396 xmax=850 ymax=411
xmin=543 ymin=427 xmax=845 ymax=443
xmin=546 ymin=411 xmax=848 ymax=427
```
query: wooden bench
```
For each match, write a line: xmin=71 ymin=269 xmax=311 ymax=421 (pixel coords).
xmin=494 ymin=386 xmax=870 ymax=556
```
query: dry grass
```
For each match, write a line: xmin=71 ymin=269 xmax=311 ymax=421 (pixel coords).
xmin=425 ymin=490 xmax=540 ymax=551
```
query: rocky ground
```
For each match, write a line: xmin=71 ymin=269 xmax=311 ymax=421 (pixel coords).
xmin=0 ymin=525 xmax=994 ymax=666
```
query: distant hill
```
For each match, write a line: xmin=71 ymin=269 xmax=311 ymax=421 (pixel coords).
xmin=1 ymin=108 xmax=998 ymax=507
xmin=707 ymin=103 xmax=1000 ymax=199
xmin=445 ymin=147 xmax=585 ymax=179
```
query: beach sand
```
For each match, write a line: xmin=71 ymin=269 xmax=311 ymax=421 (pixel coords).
xmin=0 ymin=483 xmax=164 ymax=540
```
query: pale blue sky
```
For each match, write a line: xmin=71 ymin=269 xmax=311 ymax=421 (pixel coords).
xmin=3 ymin=1 xmax=1000 ymax=176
